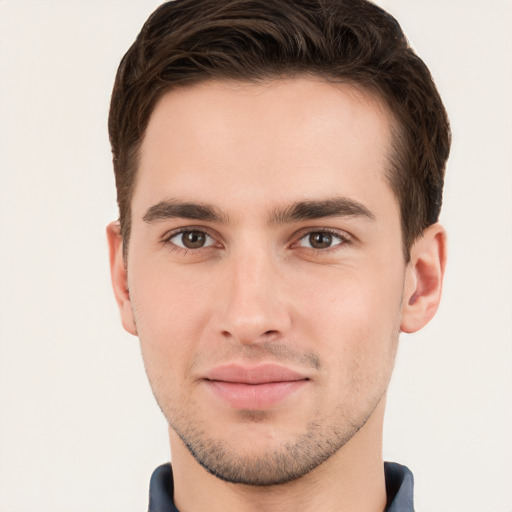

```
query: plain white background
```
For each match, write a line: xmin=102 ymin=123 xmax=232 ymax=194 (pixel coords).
xmin=0 ymin=1 xmax=511 ymax=511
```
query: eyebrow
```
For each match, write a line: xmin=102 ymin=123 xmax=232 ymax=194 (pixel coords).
xmin=269 ymin=197 xmax=375 ymax=224
xmin=142 ymin=196 xmax=375 ymax=225
xmin=142 ymin=200 xmax=228 ymax=223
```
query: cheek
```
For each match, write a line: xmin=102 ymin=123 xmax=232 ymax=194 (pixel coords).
xmin=294 ymin=265 xmax=403 ymax=363
xmin=298 ymin=275 xmax=402 ymax=413
xmin=128 ymin=264 xmax=217 ymax=374
xmin=297 ymin=261 xmax=403 ymax=321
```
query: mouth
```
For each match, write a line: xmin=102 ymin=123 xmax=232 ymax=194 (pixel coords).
xmin=203 ymin=363 xmax=309 ymax=409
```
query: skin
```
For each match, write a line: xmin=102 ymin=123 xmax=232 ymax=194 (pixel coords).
xmin=108 ymin=78 xmax=446 ymax=512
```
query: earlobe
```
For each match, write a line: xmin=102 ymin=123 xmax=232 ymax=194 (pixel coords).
xmin=106 ymin=222 xmax=137 ymax=336
xmin=401 ymin=223 xmax=447 ymax=333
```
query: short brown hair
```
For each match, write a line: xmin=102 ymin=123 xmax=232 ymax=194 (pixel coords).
xmin=108 ymin=0 xmax=451 ymax=259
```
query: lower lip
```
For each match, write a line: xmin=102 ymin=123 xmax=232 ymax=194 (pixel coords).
xmin=205 ymin=380 xmax=307 ymax=409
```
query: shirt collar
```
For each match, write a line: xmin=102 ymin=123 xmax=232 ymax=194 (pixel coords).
xmin=384 ymin=462 xmax=415 ymax=512
xmin=148 ymin=461 xmax=415 ymax=512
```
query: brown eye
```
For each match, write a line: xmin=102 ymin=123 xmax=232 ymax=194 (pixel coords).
xmin=308 ymin=232 xmax=333 ymax=249
xmin=182 ymin=231 xmax=206 ymax=248
xmin=297 ymin=231 xmax=347 ymax=250
xmin=169 ymin=230 xmax=214 ymax=249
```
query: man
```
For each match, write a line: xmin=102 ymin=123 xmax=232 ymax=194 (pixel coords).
xmin=106 ymin=0 xmax=450 ymax=510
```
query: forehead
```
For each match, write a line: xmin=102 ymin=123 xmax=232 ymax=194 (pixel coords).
xmin=135 ymin=78 xmax=396 ymax=218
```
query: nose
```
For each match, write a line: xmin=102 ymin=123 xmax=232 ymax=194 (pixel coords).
xmin=215 ymin=246 xmax=292 ymax=345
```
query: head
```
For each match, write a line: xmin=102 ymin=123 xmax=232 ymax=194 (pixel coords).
xmin=107 ymin=0 xmax=449 ymax=488
xmin=109 ymin=0 xmax=450 ymax=262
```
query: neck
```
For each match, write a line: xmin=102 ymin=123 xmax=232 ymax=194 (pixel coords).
xmin=169 ymin=397 xmax=388 ymax=512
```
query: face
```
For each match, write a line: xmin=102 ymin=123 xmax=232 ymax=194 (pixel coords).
xmin=110 ymin=78 xmax=430 ymax=485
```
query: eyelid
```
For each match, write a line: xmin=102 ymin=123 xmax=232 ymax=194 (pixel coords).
xmin=159 ymin=225 xmax=353 ymax=252
xmin=292 ymin=227 xmax=353 ymax=250
xmin=161 ymin=226 xmax=223 ymax=249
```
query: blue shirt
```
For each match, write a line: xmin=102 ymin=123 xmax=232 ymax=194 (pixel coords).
xmin=148 ymin=461 xmax=414 ymax=511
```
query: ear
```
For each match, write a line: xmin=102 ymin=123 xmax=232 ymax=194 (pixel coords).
xmin=401 ymin=223 xmax=447 ymax=333
xmin=106 ymin=222 xmax=137 ymax=336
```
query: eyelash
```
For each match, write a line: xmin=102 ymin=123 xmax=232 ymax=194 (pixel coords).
xmin=293 ymin=227 xmax=352 ymax=253
xmin=162 ymin=227 xmax=219 ymax=253
xmin=162 ymin=227 xmax=352 ymax=253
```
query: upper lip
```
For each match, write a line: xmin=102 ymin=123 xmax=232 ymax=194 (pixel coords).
xmin=205 ymin=363 xmax=309 ymax=384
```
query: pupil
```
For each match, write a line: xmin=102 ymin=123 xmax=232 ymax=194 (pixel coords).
xmin=309 ymin=232 xmax=332 ymax=249
xmin=183 ymin=231 xmax=205 ymax=249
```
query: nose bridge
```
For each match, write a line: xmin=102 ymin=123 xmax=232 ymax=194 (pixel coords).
xmin=217 ymin=239 xmax=290 ymax=343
